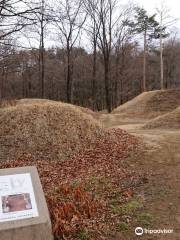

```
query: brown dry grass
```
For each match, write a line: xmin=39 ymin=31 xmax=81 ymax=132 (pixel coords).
xmin=0 ymin=99 xmax=17 ymax=108
xmin=0 ymin=100 xmax=105 ymax=162
xmin=0 ymin=99 xmax=141 ymax=239
xmin=18 ymin=99 xmax=100 ymax=119
xmin=0 ymin=98 xmax=99 ymax=119
xmin=112 ymin=89 xmax=180 ymax=119
xmin=142 ymin=106 xmax=180 ymax=129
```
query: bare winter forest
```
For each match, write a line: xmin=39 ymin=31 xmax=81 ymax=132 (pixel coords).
xmin=1 ymin=1 xmax=180 ymax=240
xmin=0 ymin=0 xmax=180 ymax=112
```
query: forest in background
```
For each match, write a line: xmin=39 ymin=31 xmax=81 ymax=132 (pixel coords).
xmin=0 ymin=0 xmax=180 ymax=112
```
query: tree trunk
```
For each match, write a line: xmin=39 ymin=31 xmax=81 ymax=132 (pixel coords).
xmin=104 ymin=59 xmax=111 ymax=113
xmin=143 ymin=30 xmax=147 ymax=92
xmin=114 ymin=51 xmax=120 ymax=108
xmin=41 ymin=43 xmax=45 ymax=98
xmin=0 ymin=69 xmax=3 ymax=100
xmin=92 ymin=40 xmax=97 ymax=110
xmin=40 ymin=28 xmax=45 ymax=98
xmin=39 ymin=0 xmax=45 ymax=99
xmin=91 ymin=19 xmax=97 ymax=110
xmin=120 ymin=47 xmax=126 ymax=105
xmin=160 ymin=32 xmax=164 ymax=89
xmin=120 ymin=75 xmax=123 ymax=105
xmin=22 ymin=70 xmax=25 ymax=98
xmin=66 ymin=45 xmax=73 ymax=103
xmin=0 ymin=68 xmax=5 ymax=100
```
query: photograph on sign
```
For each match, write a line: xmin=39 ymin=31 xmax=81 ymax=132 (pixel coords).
xmin=0 ymin=173 xmax=38 ymax=222
xmin=2 ymin=193 xmax=32 ymax=213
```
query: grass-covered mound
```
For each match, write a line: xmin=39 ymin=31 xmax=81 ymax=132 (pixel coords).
xmin=142 ymin=106 xmax=180 ymax=129
xmin=112 ymin=89 xmax=180 ymax=119
xmin=0 ymin=100 xmax=104 ymax=162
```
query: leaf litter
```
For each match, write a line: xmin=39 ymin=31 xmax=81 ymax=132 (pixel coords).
xmin=0 ymin=100 xmax=142 ymax=239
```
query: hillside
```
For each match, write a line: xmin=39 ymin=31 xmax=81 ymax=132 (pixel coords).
xmin=0 ymin=100 xmax=104 ymax=162
xmin=142 ymin=106 xmax=180 ymax=129
xmin=0 ymin=99 xmax=140 ymax=239
xmin=112 ymin=89 xmax=180 ymax=119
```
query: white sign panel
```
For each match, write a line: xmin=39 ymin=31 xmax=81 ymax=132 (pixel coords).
xmin=0 ymin=173 xmax=39 ymax=222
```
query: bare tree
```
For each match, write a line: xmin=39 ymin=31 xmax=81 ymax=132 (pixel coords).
xmin=86 ymin=0 xmax=121 ymax=112
xmin=38 ymin=0 xmax=45 ymax=98
xmin=24 ymin=0 xmax=51 ymax=98
xmin=53 ymin=0 xmax=86 ymax=103
xmin=98 ymin=0 xmax=114 ymax=112
xmin=113 ymin=5 xmax=133 ymax=107
xmin=156 ymin=1 xmax=175 ymax=89
xmin=0 ymin=0 xmax=38 ymax=41
xmin=38 ymin=0 xmax=46 ymax=98
xmin=0 ymin=0 xmax=38 ymax=99
xmin=0 ymin=43 xmax=12 ymax=99
xmin=83 ymin=0 xmax=101 ymax=110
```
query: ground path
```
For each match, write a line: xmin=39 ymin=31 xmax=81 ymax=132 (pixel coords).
xmin=100 ymin=113 xmax=180 ymax=240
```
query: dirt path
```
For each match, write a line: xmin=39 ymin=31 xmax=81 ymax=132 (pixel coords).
xmin=100 ymin=113 xmax=180 ymax=240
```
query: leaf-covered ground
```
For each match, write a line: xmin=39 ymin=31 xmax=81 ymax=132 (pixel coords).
xmin=0 ymin=101 xmax=104 ymax=163
xmin=0 ymin=128 xmax=142 ymax=240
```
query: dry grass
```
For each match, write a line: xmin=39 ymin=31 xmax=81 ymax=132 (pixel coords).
xmin=0 ymin=98 xmax=141 ymax=239
xmin=112 ymin=89 xmax=180 ymax=119
xmin=0 ymin=100 xmax=105 ymax=162
xmin=0 ymin=99 xmax=17 ymax=108
xmin=142 ymin=106 xmax=180 ymax=129
xmin=76 ymin=105 xmax=100 ymax=119
xmin=0 ymin=98 xmax=99 ymax=119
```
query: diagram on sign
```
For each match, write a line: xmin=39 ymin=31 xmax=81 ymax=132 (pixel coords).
xmin=0 ymin=173 xmax=39 ymax=222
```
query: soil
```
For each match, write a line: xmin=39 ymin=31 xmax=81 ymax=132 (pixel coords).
xmin=100 ymin=112 xmax=180 ymax=240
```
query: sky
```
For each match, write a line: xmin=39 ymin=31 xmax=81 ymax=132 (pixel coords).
xmin=17 ymin=0 xmax=180 ymax=49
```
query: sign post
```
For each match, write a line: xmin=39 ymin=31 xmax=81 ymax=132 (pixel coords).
xmin=0 ymin=166 xmax=53 ymax=240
